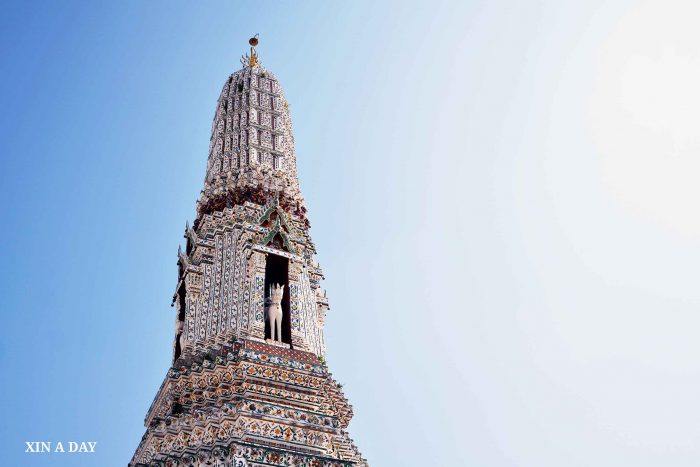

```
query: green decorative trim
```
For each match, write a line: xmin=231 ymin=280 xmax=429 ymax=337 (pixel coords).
xmin=261 ymin=216 xmax=294 ymax=252
xmin=259 ymin=204 xmax=292 ymax=233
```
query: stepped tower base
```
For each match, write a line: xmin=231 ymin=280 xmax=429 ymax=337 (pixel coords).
xmin=130 ymin=340 xmax=367 ymax=467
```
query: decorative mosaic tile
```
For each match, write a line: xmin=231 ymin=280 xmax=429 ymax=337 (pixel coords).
xmin=290 ymin=283 xmax=300 ymax=331
xmin=255 ymin=275 xmax=265 ymax=322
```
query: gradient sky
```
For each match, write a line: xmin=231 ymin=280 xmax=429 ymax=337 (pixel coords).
xmin=2 ymin=1 xmax=700 ymax=466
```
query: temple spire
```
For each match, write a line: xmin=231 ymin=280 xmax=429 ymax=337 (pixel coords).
xmin=130 ymin=40 xmax=368 ymax=467
xmin=206 ymin=34 xmax=306 ymax=226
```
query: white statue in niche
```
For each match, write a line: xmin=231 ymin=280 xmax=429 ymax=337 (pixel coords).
xmin=266 ymin=284 xmax=284 ymax=342
xmin=176 ymin=320 xmax=186 ymax=354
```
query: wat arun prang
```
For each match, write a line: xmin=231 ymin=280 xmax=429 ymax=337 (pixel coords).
xmin=130 ymin=38 xmax=368 ymax=467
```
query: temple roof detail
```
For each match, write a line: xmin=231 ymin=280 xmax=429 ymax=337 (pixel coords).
xmin=199 ymin=36 xmax=305 ymax=226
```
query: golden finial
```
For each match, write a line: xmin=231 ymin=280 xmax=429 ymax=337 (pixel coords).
xmin=249 ymin=34 xmax=259 ymax=67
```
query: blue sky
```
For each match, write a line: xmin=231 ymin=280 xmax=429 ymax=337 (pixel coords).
xmin=2 ymin=1 xmax=700 ymax=466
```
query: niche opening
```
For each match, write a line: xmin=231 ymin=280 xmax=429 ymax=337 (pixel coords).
xmin=174 ymin=283 xmax=186 ymax=361
xmin=264 ymin=253 xmax=291 ymax=345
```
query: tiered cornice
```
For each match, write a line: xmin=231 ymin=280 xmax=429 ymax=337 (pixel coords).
xmin=131 ymin=341 xmax=367 ymax=466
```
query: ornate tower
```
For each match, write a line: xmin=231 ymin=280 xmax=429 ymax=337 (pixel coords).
xmin=130 ymin=38 xmax=368 ymax=467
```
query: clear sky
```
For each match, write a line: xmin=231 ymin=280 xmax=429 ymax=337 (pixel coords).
xmin=1 ymin=1 xmax=699 ymax=466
